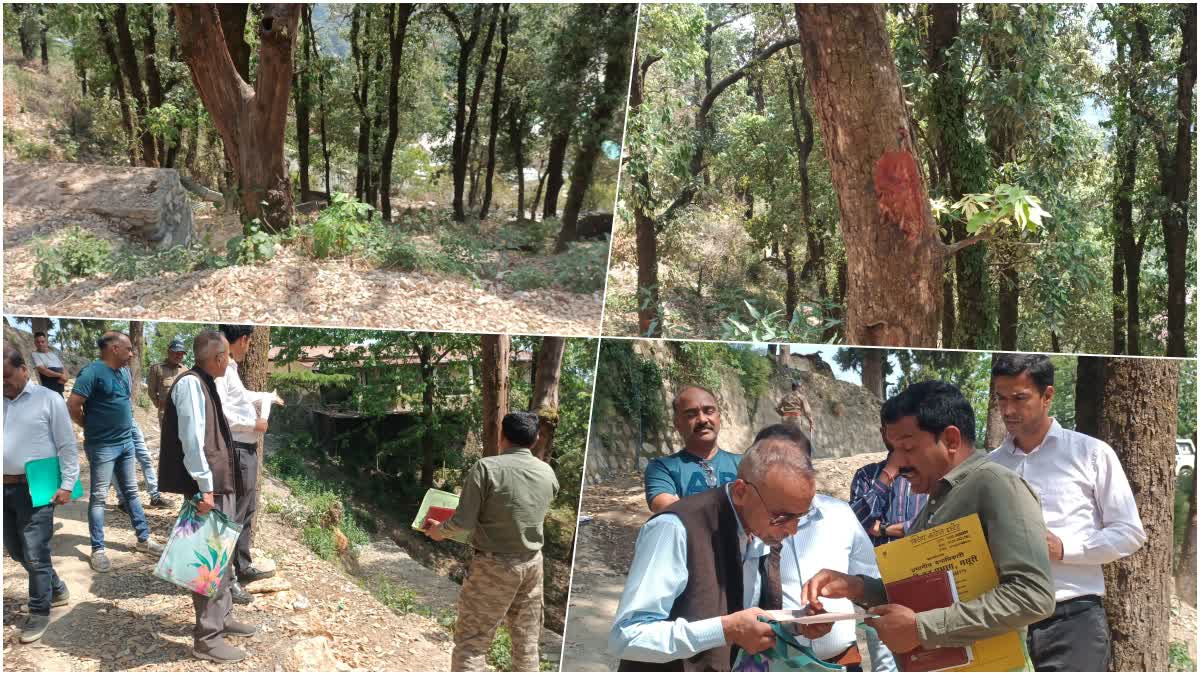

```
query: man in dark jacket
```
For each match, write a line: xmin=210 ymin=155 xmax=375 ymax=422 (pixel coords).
xmin=158 ymin=331 xmax=255 ymax=664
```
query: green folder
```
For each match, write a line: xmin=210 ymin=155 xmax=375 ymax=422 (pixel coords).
xmin=411 ymin=488 xmax=471 ymax=544
xmin=25 ymin=456 xmax=83 ymax=508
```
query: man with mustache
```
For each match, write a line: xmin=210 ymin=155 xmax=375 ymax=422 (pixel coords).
xmin=611 ymin=434 xmax=821 ymax=670
xmin=798 ymin=381 xmax=1054 ymax=662
xmin=644 ymin=386 xmax=741 ymax=513
xmin=987 ymin=354 xmax=1144 ymax=672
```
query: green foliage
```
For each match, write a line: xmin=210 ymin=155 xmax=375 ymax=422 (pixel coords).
xmin=722 ymin=300 xmax=841 ymax=345
xmin=227 ymin=220 xmax=279 ymax=265
xmin=932 ymin=183 xmax=1051 ymax=236
xmin=1168 ymin=642 xmax=1195 ymax=672
xmin=550 ymin=240 xmax=609 ymax=293
xmin=504 ymin=266 xmax=552 ymax=291
xmin=32 ymin=227 xmax=112 ymax=287
xmin=112 ymin=239 xmax=229 ymax=281
xmin=269 ymin=370 xmax=358 ymax=393
xmin=497 ymin=218 xmax=558 ymax=254
xmin=312 ymin=193 xmax=377 ymax=259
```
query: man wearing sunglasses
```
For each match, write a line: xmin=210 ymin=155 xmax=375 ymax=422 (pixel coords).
xmin=611 ymin=433 xmax=822 ymax=670
xmin=644 ymin=386 xmax=742 ymax=513
xmin=798 ymin=381 xmax=1054 ymax=664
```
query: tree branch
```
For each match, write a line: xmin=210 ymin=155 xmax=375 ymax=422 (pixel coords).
xmin=943 ymin=232 xmax=992 ymax=257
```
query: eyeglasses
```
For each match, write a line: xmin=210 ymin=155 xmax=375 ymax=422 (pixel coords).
xmin=744 ymin=480 xmax=806 ymax=526
xmin=698 ymin=460 xmax=718 ymax=488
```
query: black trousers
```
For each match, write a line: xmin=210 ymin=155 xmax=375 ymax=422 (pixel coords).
xmin=232 ymin=442 xmax=259 ymax=577
xmin=1027 ymin=595 xmax=1111 ymax=672
xmin=3 ymin=483 xmax=66 ymax=615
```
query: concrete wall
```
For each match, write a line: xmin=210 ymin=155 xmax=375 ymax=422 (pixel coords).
xmin=585 ymin=341 xmax=887 ymax=484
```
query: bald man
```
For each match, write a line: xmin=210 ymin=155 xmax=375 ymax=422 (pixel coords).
xmin=158 ymin=331 xmax=256 ymax=664
xmin=644 ymin=386 xmax=743 ymax=513
xmin=67 ymin=331 xmax=162 ymax=574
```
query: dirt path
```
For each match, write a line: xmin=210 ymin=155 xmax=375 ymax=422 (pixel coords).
xmin=3 ymin=203 xmax=603 ymax=336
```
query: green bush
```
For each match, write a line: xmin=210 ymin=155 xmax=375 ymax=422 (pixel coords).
xmin=504 ymin=266 xmax=552 ymax=291
xmin=312 ymin=193 xmax=376 ymax=259
xmin=33 ymin=227 xmax=112 ymax=287
xmin=227 ymin=220 xmax=279 ymax=265
xmin=1169 ymin=642 xmax=1195 ymax=672
xmin=436 ymin=231 xmax=489 ymax=277
xmin=497 ymin=219 xmax=557 ymax=254
xmin=374 ymin=231 xmax=423 ymax=271
xmin=112 ymin=240 xmax=228 ymax=281
xmin=550 ymin=240 xmax=609 ymax=293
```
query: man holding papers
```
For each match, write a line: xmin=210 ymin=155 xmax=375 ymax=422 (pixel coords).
xmin=988 ymin=354 xmax=1145 ymax=671
xmin=3 ymin=346 xmax=79 ymax=644
xmin=217 ymin=324 xmax=285 ymax=604
xmin=800 ymin=381 xmax=1055 ymax=662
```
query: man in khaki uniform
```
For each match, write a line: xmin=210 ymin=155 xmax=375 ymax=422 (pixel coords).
xmin=148 ymin=339 xmax=187 ymax=423
xmin=423 ymin=411 xmax=559 ymax=672
xmin=776 ymin=381 xmax=815 ymax=435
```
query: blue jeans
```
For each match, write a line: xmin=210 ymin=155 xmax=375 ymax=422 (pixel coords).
xmin=3 ymin=484 xmax=66 ymax=615
xmin=116 ymin=423 xmax=160 ymax=503
xmin=86 ymin=440 xmax=151 ymax=551
xmin=866 ymin=625 xmax=898 ymax=671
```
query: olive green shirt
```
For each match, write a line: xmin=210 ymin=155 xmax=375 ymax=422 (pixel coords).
xmin=861 ymin=450 xmax=1055 ymax=649
xmin=149 ymin=360 xmax=186 ymax=410
xmin=442 ymin=448 xmax=559 ymax=554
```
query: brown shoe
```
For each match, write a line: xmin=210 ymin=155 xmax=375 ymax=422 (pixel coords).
xmin=193 ymin=640 xmax=246 ymax=664
xmin=222 ymin=619 xmax=257 ymax=638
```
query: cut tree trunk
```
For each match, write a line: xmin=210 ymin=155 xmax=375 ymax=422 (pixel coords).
xmin=175 ymin=3 xmax=300 ymax=231
xmin=1099 ymin=357 xmax=1178 ymax=672
xmin=530 ymin=337 xmax=566 ymax=462
xmin=794 ymin=5 xmax=943 ymax=347
xmin=480 ymin=334 xmax=510 ymax=457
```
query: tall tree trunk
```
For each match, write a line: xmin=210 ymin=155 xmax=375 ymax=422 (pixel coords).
xmin=530 ymin=337 xmax=566 ymax=461
xmin=984 ymin=353 xmax=1008 ymax=449
xmin=480 ymin=334 xmax=510 ymax=458
xmin=928 ymin=4 xmax=989 ymax=349
xmin=379 ymin=5 xmax=414 ymax=222
xmin=293 ymin=6 xmax=313 ymax=201
xmin=128 ymin=322 xmax=144 ymax=402
xmin=479 ymin=5 xmax=510 ymax=221
xmin=542 ymin=131 xmax=570 ymax=219
xmin=1074 ymin=355 xmax=1106 ymax=438
xmin=1099 ymin=357 xmax=1178 ymax=672
xmin=508 ymin=100 xmax=527 ymax=219
xmin=351 ymin=6 xmax=372 ymax=203
xmin=783 ymin=46 xmax=814 ymax=323
xmin=1162 ymin=4 xmax=1195 ymax=357
xmin=1113 ymin=245 xmax=1127 ymax=355
xmin=1176 ymin=464 xmax=1197 ymax=607
xmin=31 ymin=317 xmax=52 ymax=336
xmin=114 ymin=4 xmax=158 ymax=167
xmin=419 ymin=342 xmax=437 ymax=489
xmin=530 ymin=161 xmax=547 ymax=221
xmin=556 ymin=4 xmax=637 ymax=252
xmin=241 ymin=325 xmax=271 ymax=533
xmin=175 ymin=3 xmax=300 ymax=231
xmin=464 ymin=9 xmax=498 ymax=216
xmin=860 ymin=349 xmax=885 ymax=400
xmin=794 ymin=5 xmax=943 ymax=347
xmin=303 ymin=7 xmax=331 ymax=199
xmin=630 ymin=52 xmax=662 ymax=337
xmin=444 ymin=7 xmax=483 ymax=222
xmin=97 ymin=15 xmax=138 ymax=166
xmin=37 ymin=6 xmax=47 ymax=67
xmin=140 ymin=5 xmax=171 ymax=167
xmin=998 ymin=265 xmax=1019 ymax=351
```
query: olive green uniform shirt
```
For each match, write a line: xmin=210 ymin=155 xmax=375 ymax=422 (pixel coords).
xmin=442 ymin=448 xmax=559 ymax=554
xmin=861 ymin=450 xmax=1055 ymax=649
xmin=149 ymin=361 xmax=186 ymax=410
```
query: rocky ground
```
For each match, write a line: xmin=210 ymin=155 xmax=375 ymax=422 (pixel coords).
xmin=561 ymin=453 xmax=1199 ymax=671
xmin=3 ymin=203 xmax=603 ymax=336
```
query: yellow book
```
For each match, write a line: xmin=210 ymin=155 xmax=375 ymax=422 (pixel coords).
xmin=874 ymin=513 xmax=1028 ymax=672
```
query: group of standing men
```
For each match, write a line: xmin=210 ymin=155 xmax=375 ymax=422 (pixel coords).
xmin=611 ymin=353 xmax=1146 ymax=672
xmin=3 ymin=325 xmax=281 ymax=664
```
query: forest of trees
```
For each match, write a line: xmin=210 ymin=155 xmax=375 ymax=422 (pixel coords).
xmin=607 ymin=3 xmax=1196 ymax=358
xmin=4 ymin=3 xmax=635 ymax=292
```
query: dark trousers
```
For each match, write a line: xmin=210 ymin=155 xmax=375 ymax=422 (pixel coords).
xmin=3 ymin=483 xmax=66 ymax=616
xmin=232 ymin=442 xmax=259 ymax=577
xmin=1027 ymin=595 xmax=1111 ymax=672
xmin=193 ymin=492 xmax=236 ymax=649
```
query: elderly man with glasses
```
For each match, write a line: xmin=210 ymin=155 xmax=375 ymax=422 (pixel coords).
xmin=610 ymin=430 xmax=831 ymax=671
xmin=644 ymin=386 xmax=742 ymax=513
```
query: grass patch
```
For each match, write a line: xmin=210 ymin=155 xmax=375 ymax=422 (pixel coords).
xmin=1169 ymin=642 xmax=1195 ymax=672
xmin=266 ymin=447 xmax=372 ymax=559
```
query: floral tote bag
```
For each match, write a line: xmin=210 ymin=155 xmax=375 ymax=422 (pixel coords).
xmin=153 ymin=496 xmax=243 ymax=597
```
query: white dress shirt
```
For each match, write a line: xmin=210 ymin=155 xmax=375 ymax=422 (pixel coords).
xmin=172 ymin=374 xmax=214 ymax=493
xmin=30 ymin=350 xmax=64 ymax=370
xmin=988 ymin=419 xmax=1146 ymax=602
xmin=782 ymin=494 xmax=883 ymax=660
xmin=4 ymin=380 xmax=80 ymax=489
xmin=215 ymin=360 xmax=271 ymax=445
xmin=609 ymin=485 xmax=768 ymax=663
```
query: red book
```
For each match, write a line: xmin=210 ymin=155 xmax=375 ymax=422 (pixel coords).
xmin=424 ymin=506 xmax=456 ymax=528
xmin=884 ymin=570 xmax=973 ymax=671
